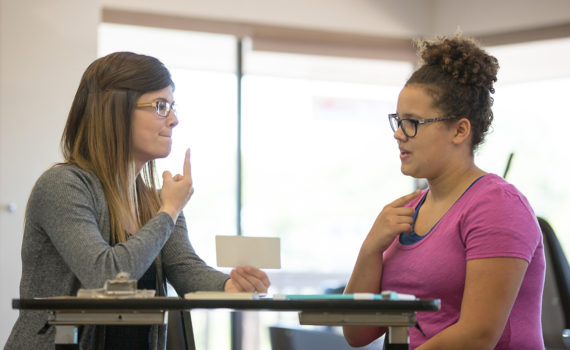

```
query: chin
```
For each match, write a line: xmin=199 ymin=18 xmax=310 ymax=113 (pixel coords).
xmin=155 ymin=152 xmax=170 ymax=160
xmin=158 ymin=146 xmax=172 ymax=158
xmin=400 ymin=164 xmax=412 ymax=176
xmin=400 ymin=165 xmax=422 ymax=179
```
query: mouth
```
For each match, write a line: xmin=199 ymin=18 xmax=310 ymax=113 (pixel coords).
xmin=399 ymin=148 xmax=411 ymax=159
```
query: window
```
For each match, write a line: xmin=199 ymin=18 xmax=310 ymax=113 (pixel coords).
xmin=242 ymin=49 xmax=413 ymax=274
xmin=241 ymin=50 xmax=412 ymax=348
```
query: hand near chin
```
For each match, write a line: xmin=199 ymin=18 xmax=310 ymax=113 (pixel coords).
xmin=224 ymin=266 xmax=271 ymax=293
xmin=362 ymin=190 xmax=421 ymax=255
xmin=159 ymin=149 xmax=194 ymax=222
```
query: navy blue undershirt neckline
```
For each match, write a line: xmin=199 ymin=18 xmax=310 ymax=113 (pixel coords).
xmin=399 ymin=175 xmax=485 ymax=245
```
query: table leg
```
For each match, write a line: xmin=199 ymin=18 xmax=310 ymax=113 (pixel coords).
xmin=385 ymin=326 xmax=409 ymax=350
xmin=54 ymin=325 xmax=79 ymax=350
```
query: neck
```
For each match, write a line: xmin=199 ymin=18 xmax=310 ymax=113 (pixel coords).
xmin=134 ymin=161 xmax=144 ymax=177
xmin=426 ymin=159 xmax=485 ymax=203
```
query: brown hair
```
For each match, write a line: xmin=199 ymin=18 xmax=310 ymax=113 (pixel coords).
xmin=406 ymin=34 xmax=499 ymax=152
xmin=61 ymin=52 xmax=174 ymax=244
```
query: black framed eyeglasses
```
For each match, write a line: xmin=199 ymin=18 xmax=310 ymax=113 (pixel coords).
xmin=136 ymin=100 xmax=176 ymax=118
xmin=388 ymin=113 xmax=459 ymax=138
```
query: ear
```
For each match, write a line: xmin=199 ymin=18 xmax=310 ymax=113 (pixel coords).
xmin=451 ymin=118 xmax=471 ymax=145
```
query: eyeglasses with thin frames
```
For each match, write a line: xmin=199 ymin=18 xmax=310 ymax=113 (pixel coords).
xmin=136 ymin=100 xmax=176 ymax=118
xmin=388 ymin=113 xmax=459 ymax=138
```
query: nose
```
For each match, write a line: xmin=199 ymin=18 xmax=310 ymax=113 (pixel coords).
xmin=166 ymin=109 xmax=178 ymax=128
xmin=393 ymin=124 xmax=407 ymax=141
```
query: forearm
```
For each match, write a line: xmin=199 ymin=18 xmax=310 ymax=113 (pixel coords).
xmin=342 ymin=248 xmax=386 ymax=347
xmin=162 ymin=214 xmax=229 ymax=294
xmin=342 ymin=190 xmax=420 ymax=347
xmin=345 ymin=246 xmax=383 ymax=293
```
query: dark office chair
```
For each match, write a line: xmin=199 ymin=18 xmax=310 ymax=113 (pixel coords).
xmin=166 ymin=310 xmax=196 ymax=350
xmin=539 ymin=217 xmax=570 ymax=349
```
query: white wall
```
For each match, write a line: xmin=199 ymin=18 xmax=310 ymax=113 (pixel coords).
xmin=433 ymin=0 xmax=570 ymax=36
xmin=0 ymin=0 xmax=98 ymax=345
xmin=101 ymin=0 xmax=570 ymax=38
xmin=101 ymin=0 xmax=432 ymax=37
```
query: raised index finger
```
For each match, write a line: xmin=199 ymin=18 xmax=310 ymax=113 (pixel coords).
xmin=183 ymin=148 xmax=192 ymax=179
xmin=389 ymin=189 xmax=422 ymax=208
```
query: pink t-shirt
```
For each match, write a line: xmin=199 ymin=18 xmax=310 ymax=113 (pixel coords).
xmin=381 ymin=174 xmax=545 ymax=349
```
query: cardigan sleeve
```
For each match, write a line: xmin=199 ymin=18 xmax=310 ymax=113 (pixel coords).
xmin=161 ymin=211 xmax=230 ymax=295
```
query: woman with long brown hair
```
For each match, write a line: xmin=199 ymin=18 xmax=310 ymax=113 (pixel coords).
xmin=7 ymin=51 xmax=269 ymax=349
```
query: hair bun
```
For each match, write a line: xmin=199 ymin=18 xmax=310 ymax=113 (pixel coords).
xmin=416 ymin=35 xmax=499 ymax=93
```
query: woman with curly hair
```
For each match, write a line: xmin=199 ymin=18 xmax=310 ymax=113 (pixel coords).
xmin=343 ymin=35 xmax=545 ymax=349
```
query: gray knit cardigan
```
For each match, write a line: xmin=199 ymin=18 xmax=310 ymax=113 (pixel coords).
xmin=6 ymin=164 xmax=229 ymax=350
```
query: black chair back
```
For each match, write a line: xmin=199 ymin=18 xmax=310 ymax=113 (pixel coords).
xmin=538 ymin=217 xmax=570 ymax=349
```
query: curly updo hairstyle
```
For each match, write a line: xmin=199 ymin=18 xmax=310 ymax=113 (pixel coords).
xmin=406 ymin=34 xmax=499 ymax=152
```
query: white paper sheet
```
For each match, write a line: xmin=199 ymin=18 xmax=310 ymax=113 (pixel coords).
xmin=215 ymin=235 xmax=281 ymax=269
